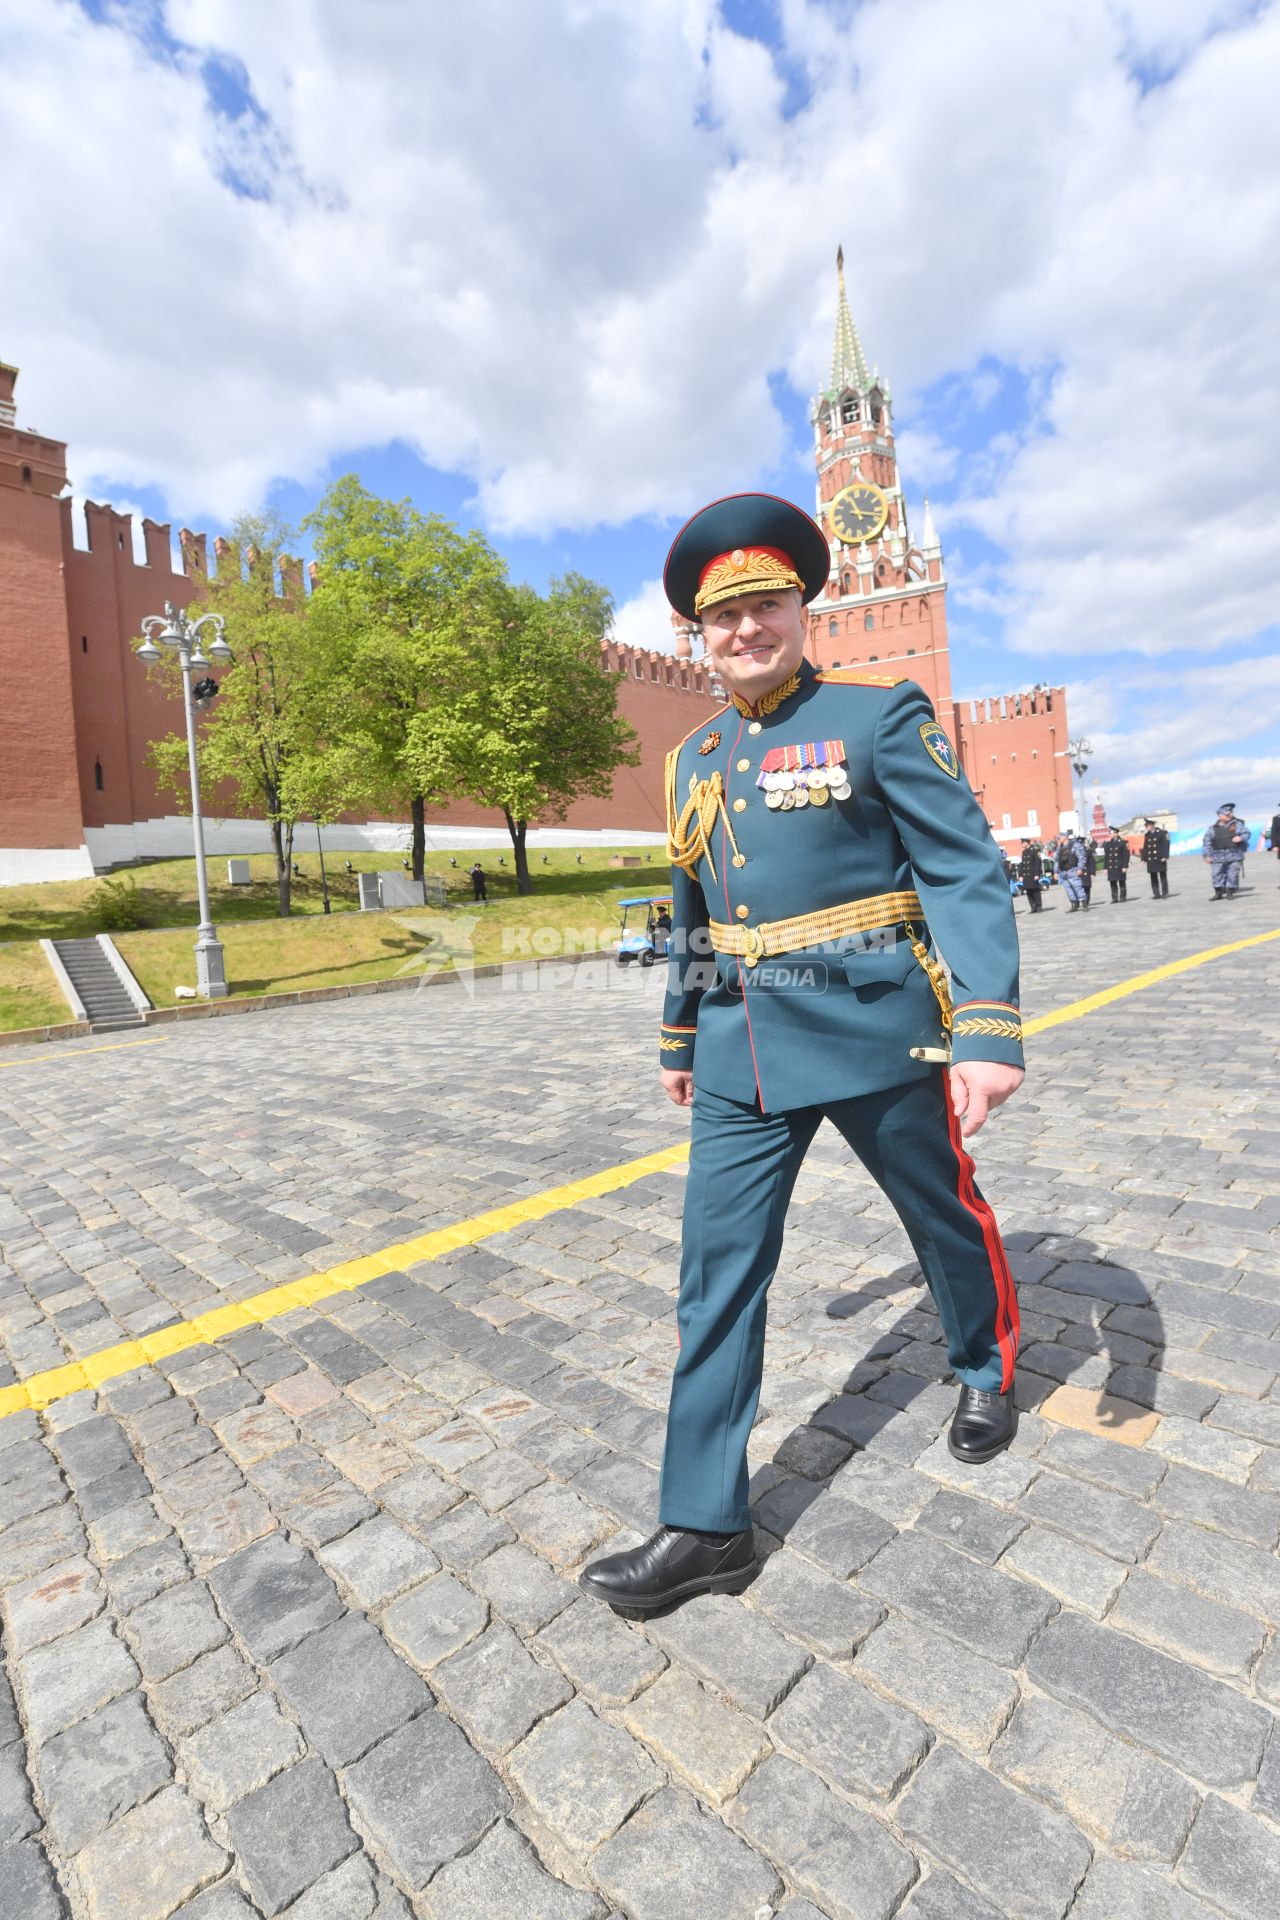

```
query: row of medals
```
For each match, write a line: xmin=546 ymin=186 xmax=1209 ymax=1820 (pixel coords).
xmin=762 ymin=763 xmax=853 ymax=811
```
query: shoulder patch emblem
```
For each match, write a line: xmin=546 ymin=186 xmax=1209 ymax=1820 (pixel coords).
xmin=919 ymin=721 xmax=959 ymax=777
xmin=698 ymin=730 xmax=721 ymax=755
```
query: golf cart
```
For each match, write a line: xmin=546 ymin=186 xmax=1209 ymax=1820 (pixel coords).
xmin=615 ymin=894 xmax=673 ymax=967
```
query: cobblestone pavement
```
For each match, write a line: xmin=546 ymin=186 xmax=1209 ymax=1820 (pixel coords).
xmin=1 ymin=855 xmax=1278 ymax=1919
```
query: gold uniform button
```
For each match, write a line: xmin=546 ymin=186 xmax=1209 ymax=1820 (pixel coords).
xmin=735 ymin=905 xmax=750 ymax=921
xmin=732 ymin=797 xmax=747 ymax=813
xmin=736 ymin=757 xmax=750 ymax=772
xmin=748 ymin=721 xmax=762 ymax=735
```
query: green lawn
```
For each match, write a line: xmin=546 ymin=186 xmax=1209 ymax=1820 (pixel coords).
xmin=0 ymin=943 xmax=75 ymax=1031
xmin=1 ymin=844 xmax=673 ymax=1022
xmin=0 ymin=844 xmax=667 ymax=942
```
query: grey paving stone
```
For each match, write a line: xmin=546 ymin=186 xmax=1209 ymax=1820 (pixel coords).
xmin=54 ymin=1414 xmax=135 ymax=1487
xmin=315 ymin=1514 xmax=439 ymax=1610
xmin=1148 ymin=1415 xmax=1262 ymax=1484
xmin=177 ymin=1486 xmax=279 ymax=1570
xmin=1255 ymin=1729 xmax=1280 ymax=1824
xmin=281 ymin=1481 xmax=377 ymax=1549
xmin=104 ymin=1534 xmax=190 ymax=1611
xmin=148 ymin=1643 xmax=257 ymax=1737
xmin=1018 ymin=1469 xmax=1160 ymax=1561
xmin=855 ymin=1613 xmax=1018 ymax=1750
xmin=1147 ymin=1518 xmax=1280 ymax=1620
xmin=912 ymin=1434 xmax=1040 ymax=1502
xmin=778 ymin=1492 xmax=896 ymax=1576
xmin=422 ymin=1496 xmax=514 ymax=1570
xmin=993 ymin=1693 xmax=1199 ymax=1863
xmin=770 ymin=1658 xmax=929 ymax=1800
xmin=744 ymin=1546 xmax=884 ymax=1657
xmin=87 ymin=1495 xmax=170 ymax=1563
xmin=378 ymin=1462 xmax=461 ymax=1530
xmin=857 ymin=1530 xmax=1055 ymax=1665
xmin=508 ymin=1699 xmax=661 ymax=1851
xmin=622 ymin=1665 xmax=770 ymax=1803
xmin=469 ymin=1540 xmax=575 ymax=1633
xmin=901 ymin=1871 xmax=1002 ymax=1920
xmin=456 ymin=1445 xmax=548 ymax=1511
xmin=504 ymin=1480 xmax=614 ymax=1568
xmin=126 ymin=1579 xmax=228 ymax=1681
xmin=271 ymin=1612 xmax=429 ymax=1765
xmin=915 ymin=1488 xmax=1026 ymax=1562
xmin=272 ymin=1855 xmax=378 ymax=1920
xmin=1069 ymin=1856 xmax=1221 ymax=1920
xmin=594 ymin=1785 xmax=779 ymax=1920
xmin=1107 ymin=1365 xmax=1219 ymax=1419
xmin=1109 ymin=1567 xmax=1267 ymax=1678
xmin=0 ymin=1500 xmax=85 ymax=1587
xmin=731 ymin=1752 xmax=917 ymax=1920
xmin=182 ymin=1692 xmax=304 ymax=1812
xmin=999 ymin=1524 xmax=1127 ymax=1618
xmin=169 ymin=1882 xmax=260 ymax=1918
xmin=207 ymin=1534 xmax=342 ymax=1663
xmin=0 ymin=1840 xmax=65 ymax=1920
xmin=1154 ymin=1462 xmax=1280 ymax=1547
xmin=4 ymin=1554 xmax=103 ymax=1654
xmin=344 ymin=1713 xmax=509 ymax=1892
xmin=1026 ymin=1611 xmax=1271 ymax=1788
xmin=0 ymin=1736 xmax=38 ymax=1844
xmin=17 ymin=1614 xmax=140 ymax=1741
xmin=381 ymin=1571 xmax=488 ymax=1668
xmin=433 ymin=1620 xmax=571 ymax=1755
xmin=644 ymin=1594 xmax=812 ymax=1718
xmin=897 ymin=1743 xmax=1091 ymax=1920
xmin=75 ymin=1786 xmax=226 ymax=1920
xmin=419 ymin=1819 xmax=601 ymax=1920
xmin=1179 ymin=1793 xmax=1280 ymax=1919
xmin=37 ymin=1690 xmax=171 ymax=1852
xmin=225 ymin=1757 xmax=359 ymax=1916
xmin=534 ymin=1597 xmax=668 ymax=1705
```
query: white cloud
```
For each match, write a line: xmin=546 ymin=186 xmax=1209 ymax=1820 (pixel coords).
xmin=611 ymin=577 xmax=682 ymax=656
xmin=3 ymin=0 xmax=1277 ymax=718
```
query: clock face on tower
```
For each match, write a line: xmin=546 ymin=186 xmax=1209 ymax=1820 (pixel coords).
xmin=830 ymin=481 xmax=888 ymax=545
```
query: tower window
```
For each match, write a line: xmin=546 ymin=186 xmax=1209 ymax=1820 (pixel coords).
xmin=1028 ymin=809 xmax=1038 ymax=826
xmin=94 ymin=760 xmax=103 ymax=792
xmin=907 ymin=648 xmax=916 ymax=656
xmin=832 ymin=659 xmax=842 ymax=668
xmin=1001 ymin=812 xmax=1012 ymax=829
xmin=869 ymin=654 xmax=878 ymax=662
xmin=1011 ymin=752 xmax=1017 ymax=762
xmin=829 ymin=617 xmax=838 ymax=636
xmin=991 ymin=755 xmax=997 ymax=765
xmin=841 ymin=396 xmax=859 ymax=425
xmin=864 ymin=612 xmax=874 ymax=630
xmin=21 ymin=465 xmax=31 ymax=485
xmin=81 ymin=635 xmax=88 ymax=653
xmin=1032 ymin=749 xmax=1038 ymax=760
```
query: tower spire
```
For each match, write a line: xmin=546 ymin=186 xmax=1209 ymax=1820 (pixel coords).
xmin=829 ymin=245 xmax=872 ymax=395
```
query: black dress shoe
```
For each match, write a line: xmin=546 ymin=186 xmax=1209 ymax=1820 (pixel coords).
xmin=947 ymin=1385 xmax=1016 ymax=1464
xmin=578 ymin=1526 xmax=757 ymax=1617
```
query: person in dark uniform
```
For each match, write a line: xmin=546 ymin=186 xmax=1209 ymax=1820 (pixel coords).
xmin=580 ymin=493 xmax=1024 ymax=1616
xmin=1103 ymin=826 xmax=1130 ymax=903
xmin=1267 ymin=805 xmax=1280 ymax=877
xmin=1057 ymin=835 xmax=1087 ymax=910
xmin=1203 ymin=804 xmax=1249 ymax=897
xmin=1141 ymin=819 xmax=1170 ymax=897
xmin=1018 ymin=839 xmax=1044 ymax=912
xmin=469 ymin=861 xmax=488 ymax=902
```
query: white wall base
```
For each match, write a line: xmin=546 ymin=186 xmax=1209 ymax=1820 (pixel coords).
xmin=0 ymin=846 xmax=96 ymax=887
xmin=82 ymin=815 xmax=666 ymax=869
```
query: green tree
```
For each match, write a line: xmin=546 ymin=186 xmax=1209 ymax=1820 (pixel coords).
xmin=400 ymin=572 xmax=639 ymax=894
xmin=304 ymin=477 xmax=508 ymax=879
xmin=148 ymin=512 xmax=367 ymax=917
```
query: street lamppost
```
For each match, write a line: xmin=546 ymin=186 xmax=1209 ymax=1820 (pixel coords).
xmin=1068 ymin=736 xmax=1092 ymax=838
xmin=135 ymin=601 xmax=233 ymax=998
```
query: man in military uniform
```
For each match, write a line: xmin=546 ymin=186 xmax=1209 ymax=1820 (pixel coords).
xmin=1141 ymin=818 xmax=1170 ymax=897
xmin=1203 ymin=803 xmax=1250 ymax=898
xmin=580 ymin=494 xmax=1024 ymax=1616
xmin=1268 ymin=804 xmax=1280 ymax=875
xmin=1018 ymin=839 xmax=1044 ymax=912
xmin=1102 ymin=826 xmax=1130 ymax=903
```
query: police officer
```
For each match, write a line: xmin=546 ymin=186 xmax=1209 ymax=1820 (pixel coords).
xmin=1056 ymin=834 xmax=1088 ymax=911
xmin=1102 ymin=826 xmax=1130 ymax=903
xmin=580 ymin=494 xmax=1023 ymax=1616
xmin=1203 ymin=803 xmax=1249 ymax=898
xmin=1019 ymin=839 xmax=1044 ymax=912
xmin=1141 ymin=818 xmax=1170 ymax=897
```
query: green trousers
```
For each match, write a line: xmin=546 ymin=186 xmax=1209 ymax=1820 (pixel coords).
xmin=658 ymin=1074 xmax=1018 ymax=1532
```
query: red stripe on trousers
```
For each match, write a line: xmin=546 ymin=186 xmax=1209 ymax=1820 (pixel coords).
xmin=943 ymin=1080 xmax=1019 ymax=1392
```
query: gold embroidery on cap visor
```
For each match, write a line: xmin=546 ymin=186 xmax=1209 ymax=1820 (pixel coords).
xmin=693 ymin=552 xmax=804 ymax=615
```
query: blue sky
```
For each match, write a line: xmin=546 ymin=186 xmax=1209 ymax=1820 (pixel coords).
xmin=6 ymin=0 xmax=1279 ymax=830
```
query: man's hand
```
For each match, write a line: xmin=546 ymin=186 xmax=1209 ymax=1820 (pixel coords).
xmin=949 ymin=1061 xmax=1024 ymax=1139
xmin=661 ymin=1069 xmax=694 ymax=1108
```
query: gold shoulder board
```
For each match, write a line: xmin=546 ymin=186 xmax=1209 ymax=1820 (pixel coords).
xmin=815 ymin=669 xmax=907 ymax=687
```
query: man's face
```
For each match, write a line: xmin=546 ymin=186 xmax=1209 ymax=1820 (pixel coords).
xmin=699 ymin=587 xmax=808 ymax=700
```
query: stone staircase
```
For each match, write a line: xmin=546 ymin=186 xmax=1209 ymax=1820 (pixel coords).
xmin=51 ymin=938 xmax=147 ymax=1033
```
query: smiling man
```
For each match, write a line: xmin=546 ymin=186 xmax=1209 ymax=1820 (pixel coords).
xmin=580 ymin=492 xmax=1026 ymax=1617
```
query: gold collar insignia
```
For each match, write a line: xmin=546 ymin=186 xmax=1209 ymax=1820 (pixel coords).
xmin=729 ymin=668 xmax=802 ymax=720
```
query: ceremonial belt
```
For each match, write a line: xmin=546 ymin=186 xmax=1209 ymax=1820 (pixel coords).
xmin=708 ymin=890 xmax=924 ymax=968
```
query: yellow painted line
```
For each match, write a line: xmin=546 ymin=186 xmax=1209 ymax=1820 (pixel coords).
xmin=1022 ymin=927 xmax=1280 ymax=1037
xmin=2 ymin=926 xmax=1276 ymax=1423
xmin=0 ymin=1035 xmax=167 ymax=1069
xmin=0 ymin=1141 xmax=691 ymax=1419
